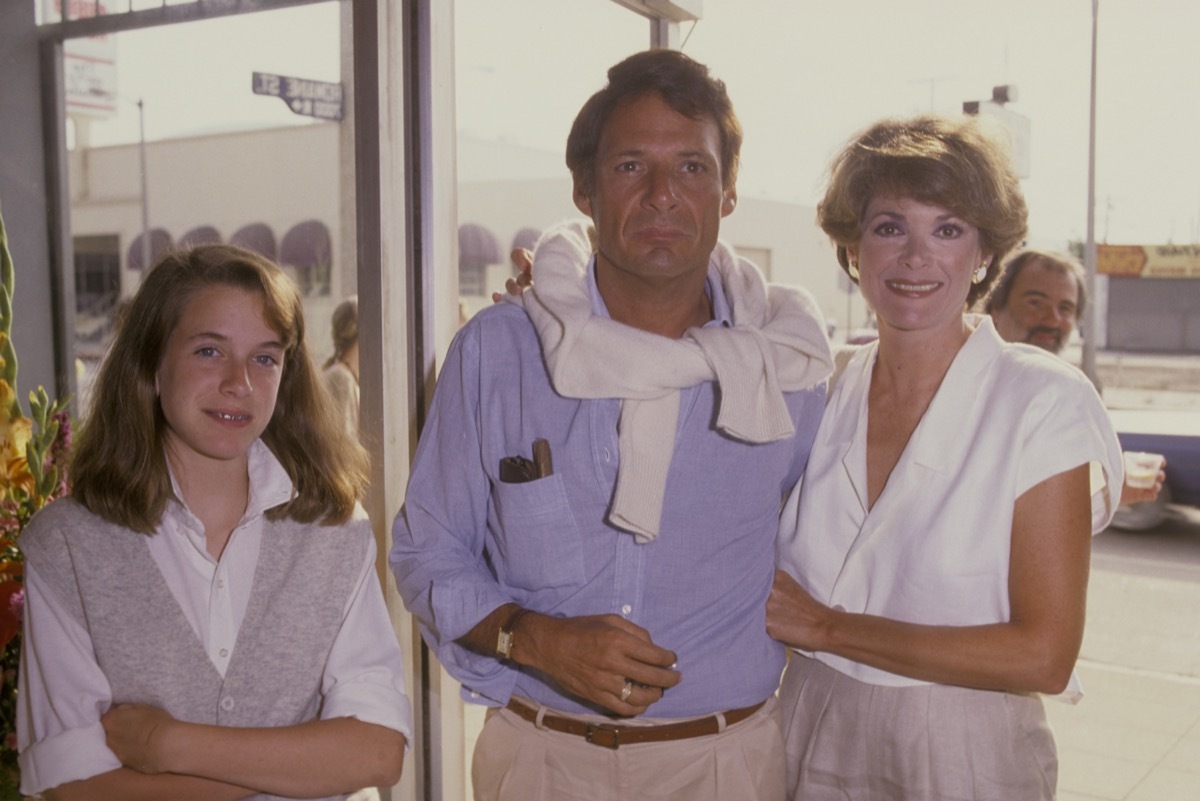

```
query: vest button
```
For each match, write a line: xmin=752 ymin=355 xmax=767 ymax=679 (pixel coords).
xmin=220 ymin=696 xmax=235 ymax=711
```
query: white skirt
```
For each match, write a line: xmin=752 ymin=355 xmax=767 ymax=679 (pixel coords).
xmin=778 ymin=654 xmax=1058 ymax=801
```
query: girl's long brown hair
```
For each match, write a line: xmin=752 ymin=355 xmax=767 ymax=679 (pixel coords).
xmin=71 ymin=244 xmax=368 ymax=532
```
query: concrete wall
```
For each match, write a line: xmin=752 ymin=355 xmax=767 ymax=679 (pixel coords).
xmin=71 ymin=123 xmax=348 ymax=301
xmin=1106 ymin=276 xmax=1200 ymax=353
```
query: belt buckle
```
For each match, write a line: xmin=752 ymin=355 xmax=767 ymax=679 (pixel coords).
xmin=585 ymin=722 xmax=621 ymax=749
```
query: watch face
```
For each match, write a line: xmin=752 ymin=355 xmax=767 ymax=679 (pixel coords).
xmin=497 ymin=608 xmax=529 ymax=659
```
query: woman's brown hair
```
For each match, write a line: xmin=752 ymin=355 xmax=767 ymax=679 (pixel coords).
xmin=817 ymin=114 xmax=1028 ymax=308
xmin=71 ymin=244 xmax=369 ymax=532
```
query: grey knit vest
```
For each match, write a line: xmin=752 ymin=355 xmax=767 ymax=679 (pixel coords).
xmin=22 ymin=497 xmax=372 ymax=801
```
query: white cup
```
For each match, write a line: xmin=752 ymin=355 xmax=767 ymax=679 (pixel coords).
xmin=1123 ymin=451 xmax=1164 ymax=489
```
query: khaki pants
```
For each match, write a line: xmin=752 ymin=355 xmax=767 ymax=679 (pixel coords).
xmin=472 ymin=696 xmax=785 ymax=801
xmin=778 ymin=655 xmax=1057 ymax=801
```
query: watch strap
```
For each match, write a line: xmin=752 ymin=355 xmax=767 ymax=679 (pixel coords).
xmin=496 ymin=607 xmax=532 ymax=660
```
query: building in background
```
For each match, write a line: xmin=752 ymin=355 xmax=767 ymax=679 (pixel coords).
xmin=1096 ymin=244 xmax=1200 ymax=354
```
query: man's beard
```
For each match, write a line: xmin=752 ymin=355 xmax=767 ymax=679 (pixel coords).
xmin=1026 ymin=327 xmax=1065 ymax=355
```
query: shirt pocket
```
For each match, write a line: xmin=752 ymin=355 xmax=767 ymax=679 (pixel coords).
xmin=489 ymin=474 xmax=586 ymax=592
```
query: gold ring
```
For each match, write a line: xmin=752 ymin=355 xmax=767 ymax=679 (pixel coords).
xmin=619 ymin=680 xmax=633 ymax=702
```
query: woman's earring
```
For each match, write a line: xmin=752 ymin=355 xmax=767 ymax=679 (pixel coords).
xmin=848 ymin=260 xmax=860 ymax=281
xmin=972 ymin=263 xmax=989 ymax=285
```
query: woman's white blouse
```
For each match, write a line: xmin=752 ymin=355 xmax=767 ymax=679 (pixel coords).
xmin=776 ymin=317 xmax=1123 ymax=695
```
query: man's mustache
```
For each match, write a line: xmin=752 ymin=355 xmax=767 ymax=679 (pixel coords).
xmin=1027 ymin=326 xmax=1065 ymax=351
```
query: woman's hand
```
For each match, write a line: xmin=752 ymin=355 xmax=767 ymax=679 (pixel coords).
xmin=102 ymin=703 xmax=176 ymax=774
xmin=766 ymin=569 xmax=833 ymax=651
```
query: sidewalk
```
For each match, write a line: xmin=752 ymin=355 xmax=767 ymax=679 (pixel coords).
xmin=1060 ymin=345 xmax=1200 ymax=411
xmin=1047 ymin=566 xmax=1200 ymax=800
xmin=1047 ymin=662 xmax=1200 ymax=801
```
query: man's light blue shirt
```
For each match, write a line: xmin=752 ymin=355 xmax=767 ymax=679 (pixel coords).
xmin=391 ymin=260 xmax=825 ymax=717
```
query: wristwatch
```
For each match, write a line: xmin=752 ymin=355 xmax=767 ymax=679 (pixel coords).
xmin=496 ymin=607 xmax=532 ymax=660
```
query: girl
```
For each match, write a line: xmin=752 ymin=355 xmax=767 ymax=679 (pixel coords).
xmin=18 ymin=244 xmax=411 ymax=800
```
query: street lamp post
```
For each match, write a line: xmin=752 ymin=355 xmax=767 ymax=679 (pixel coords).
xmin=1082 ymin=0 xmax=1102 ymax=390
xmin=138 ymin=98 xmax=150 ymax=273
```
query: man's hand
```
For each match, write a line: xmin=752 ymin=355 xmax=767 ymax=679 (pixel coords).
xmin=1120 ymin=460 xmax=1166 ymax=506
xmin=515 ymin=612 xmax=681 ymax=716
xmin=491 ymin=247 xmax=533 ymax=304
xmin=102 ymin=703 xmax=176 ymax=774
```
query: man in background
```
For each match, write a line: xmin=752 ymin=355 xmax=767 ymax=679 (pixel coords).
xmin=986 ymin=249 xmax=1084 ymax=356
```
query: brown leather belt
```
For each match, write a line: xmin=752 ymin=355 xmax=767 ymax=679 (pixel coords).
xmin=505 ymin=698 xmax=766 ymax=749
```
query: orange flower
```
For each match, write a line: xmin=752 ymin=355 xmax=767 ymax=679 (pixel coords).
xmin=0 ymin=382 xmax=30 ymax=455
xmin=0 ymin=381 xmax=33 ymax=505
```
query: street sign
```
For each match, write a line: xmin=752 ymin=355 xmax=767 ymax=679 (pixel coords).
xmin=1099 ymin=244 xmax=1200 ymax=279
xmin=252 ymin=72 xmax=343 ymax=122
xmin=43 ymin=0 xmax=118 ymax=118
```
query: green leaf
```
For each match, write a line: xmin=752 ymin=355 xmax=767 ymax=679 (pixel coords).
xmin=0 ymin=209 xmax=14 ymax=323
xmin=0 ymin=207 xmax=19 ymax=416
xmin=29 ymin=388 xmax=47 ymax=430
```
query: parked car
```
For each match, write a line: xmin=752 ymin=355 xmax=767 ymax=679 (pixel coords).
xmin=1108 ymin=408 xmax=1200 ymax=530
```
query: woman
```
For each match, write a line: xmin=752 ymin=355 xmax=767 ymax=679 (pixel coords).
xmin=18 ymin=245 xmax=411 ymax=800
xmin=768 ymin=115 xmax=1123 ymax=800
xmin=322 ymin=296 xmax=360 ymax=439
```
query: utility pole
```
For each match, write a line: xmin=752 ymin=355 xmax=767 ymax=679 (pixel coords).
xmin=138 ymin=98 xmax=150 ymax=272
xmin=1082 ymin=0 xmax=1102 ymax=390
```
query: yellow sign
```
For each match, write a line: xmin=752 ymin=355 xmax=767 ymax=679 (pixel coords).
xmin=1098 ymin=244 xmax=1200 ymax=278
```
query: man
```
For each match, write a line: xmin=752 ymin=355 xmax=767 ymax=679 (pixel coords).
xmin=988 ymin=249 xmax=1163 ymax=505
xmin=391 ymin=49 xmax=831 ymax=800
xmin=986 ymin=248 xmax=1085 ymax=355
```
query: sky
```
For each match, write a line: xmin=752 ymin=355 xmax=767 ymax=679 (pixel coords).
xmin=77 ymin=0 xmax=1200 ymax=250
